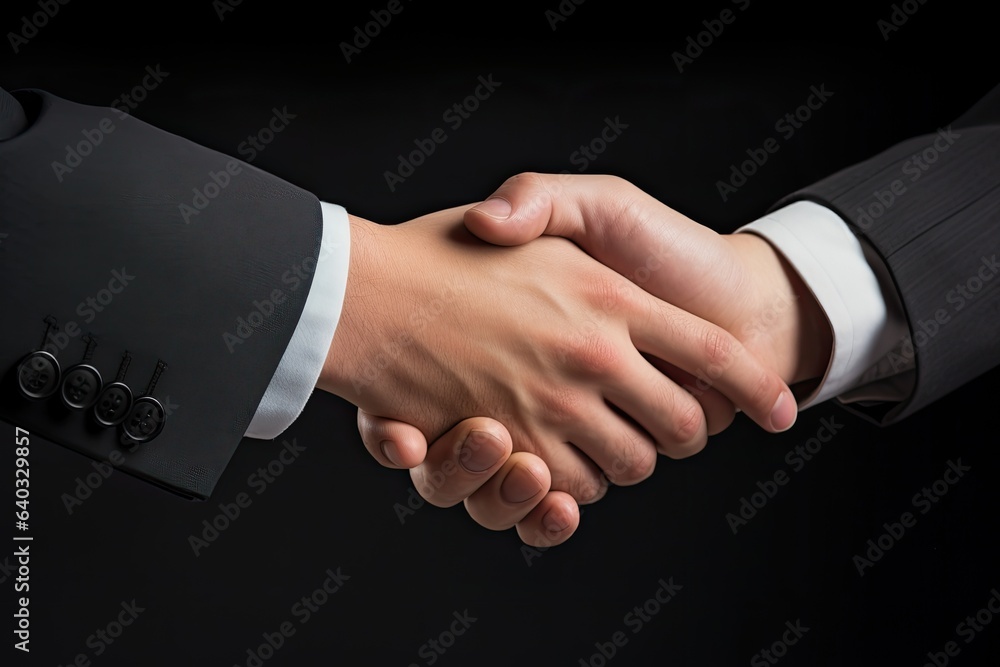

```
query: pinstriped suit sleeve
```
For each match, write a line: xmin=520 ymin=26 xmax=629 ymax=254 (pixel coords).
xmin=770 ymin=85 xmax=1000 ymax=424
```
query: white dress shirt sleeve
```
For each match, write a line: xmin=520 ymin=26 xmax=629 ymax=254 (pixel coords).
xmin=736 ymin=200 xmax=914 ymax=410
xmin=245 ymin=201 xmax=351 ymax=439
xmin=244 ymin=198 xmax=914 ymax=436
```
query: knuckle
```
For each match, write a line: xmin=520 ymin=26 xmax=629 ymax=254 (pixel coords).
xmin=585 ymin=273 xmax=631 ymax=313
xmin=670 ymin=399 xmax=706 ymax=448
xmin=663 ymin=431 xmax=709 ymax=460
xmin=563 ymin=331 xmax=622 ymax=378
xmin=605 ymin=192 xmax=647 ymax=240
xmin=568 ymin=467 xmax=608 ymax=505
xmin=509 ymin=170 xmax=542 ymax=185
xmin=657 ymin=383 xmax=708 ymax=458
xmin=608 ymin=440 xmax=656 ymax=485
xmin=536 ymin=386 xmax=584 ymax=425
xmin=507 ymin=171 xmax=551 ymax=216
xmin=410 ymin=467 xmax=461 ymax=509
xmin=702 ymin=326 xmax=736 ymax=370
xmin=604 ymin=174 xmax=631 ymax=189
xmin=356 ymin=412 xmax=384 ymax=446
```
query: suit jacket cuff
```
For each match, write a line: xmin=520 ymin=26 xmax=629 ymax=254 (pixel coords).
xmin=736 ymin=201 xmax=910 ymax=409
xmin=246 ymin=202 xmax=350 ymax=438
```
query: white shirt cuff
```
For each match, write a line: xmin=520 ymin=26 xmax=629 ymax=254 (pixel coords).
xmin=736 ymin=201 xmax=910 ymax=410
xmin=245 ymin=202 xmax=351 ymax=439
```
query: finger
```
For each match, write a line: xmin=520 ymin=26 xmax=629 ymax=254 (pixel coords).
xmin=631 ymin=297 xmax=797 ymax=434
xmin=605 ymin=346 xmax=711 ymax=459
xmin=357 ymin=409 xmax=428 ymax=469
xmin=536 ymin=440 xmax=608 ymax=506
xmin=463 ymin=452 xmax=552 ymax=531
xmin=506 ymin=425 xmax=608 ymax=505
xmin=464 ymin=172 xmax=554 ymax=246
xmin=647 ymin=357 xmax=736 ymax=436
xmin=465 ymin=172 xmax=730 ymax=307
xmin=514 ymin=491 xmax=581 ymax=547
xmin=410 ymin=420 xmax=513 ymax=508
xmin=562 ymin=401 xmax=658 ymax=486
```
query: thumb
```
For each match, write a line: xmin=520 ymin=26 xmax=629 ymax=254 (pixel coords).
xmin=464 ymin=172 xmax=558 ymax=246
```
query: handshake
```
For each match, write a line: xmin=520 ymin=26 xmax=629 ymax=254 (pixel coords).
xmin=315 ymin=172 xmax=835 ymax=547
xmin=15 ymin=84 xmax=977 ymax=537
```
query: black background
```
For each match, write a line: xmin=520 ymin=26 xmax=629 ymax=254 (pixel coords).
xmin=2 ymin=0 xmax=999 ymax=665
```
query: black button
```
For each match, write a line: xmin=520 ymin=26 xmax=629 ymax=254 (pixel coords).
xmin=17 ymin=351 xmax=61 ymax=399
xmin=122 ymin=397 xmax=165 ymax=443
xmin=61 ymin=364 xmax=103 ymax=410
xmin=93 ymin=382 xmax=133 ymax=427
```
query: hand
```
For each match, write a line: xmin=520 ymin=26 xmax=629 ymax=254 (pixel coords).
xmin=463 ymin=174 xmax=832 ymax=388
xmin=318 ymin=203 xmax=796 ymax=506
xmin=357 ymin=412 xmax=578 ymax=545
xmin=360 ymin=174 xmax=833 ymax=545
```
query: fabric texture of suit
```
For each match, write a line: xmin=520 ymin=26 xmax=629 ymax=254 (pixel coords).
xmin=2 ymin=84 xmax=996 ymax=498
xmin=0 ymin=89 xmax=323 ymax=499
xmin=774 ymin=84 xmax=1000 ymax=424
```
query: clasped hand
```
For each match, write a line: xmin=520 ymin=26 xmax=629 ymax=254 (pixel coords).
xmin=319 ymin=174 xmax=831 ymax=546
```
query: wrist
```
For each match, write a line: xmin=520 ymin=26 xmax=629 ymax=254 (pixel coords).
xmin=316 ymin=215 xmax=390 ymax=399
xmin=779 ymin=244 xmax=834 ymax=388
xmin=726 ymin=232 xmax=832 ymax=388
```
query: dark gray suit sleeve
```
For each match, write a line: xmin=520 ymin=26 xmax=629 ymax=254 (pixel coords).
xmin=771 ymin=85 xmax=1000 ymax=424
xmin=0 ymin=89 xmax=323 ymax=499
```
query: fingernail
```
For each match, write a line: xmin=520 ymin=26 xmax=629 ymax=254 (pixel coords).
xmin=769 ymin=391 xmax=797 ymax=432
xmin=500 ymin=465 xmax=544 ymax=503
xmin=472 ymin=197 xmax=511 ymax=220
xmin=460 ymin=430 xmax=505 ymax=472
xmin=542 ymin=509 xmax=570 ymax=534
xmin=380 ymin=439 xmax=403 ymax=467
